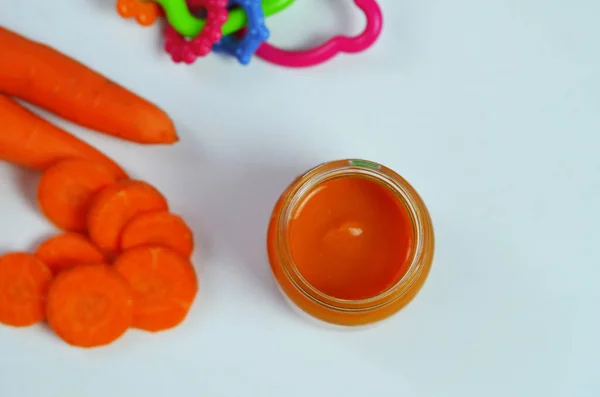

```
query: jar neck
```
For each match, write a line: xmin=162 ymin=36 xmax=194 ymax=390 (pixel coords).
xmin=273 ymin=159 xmax=435 ymax=312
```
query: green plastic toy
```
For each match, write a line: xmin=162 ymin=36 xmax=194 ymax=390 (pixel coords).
xmin=147 ymin=0 xmax=295 ymax=38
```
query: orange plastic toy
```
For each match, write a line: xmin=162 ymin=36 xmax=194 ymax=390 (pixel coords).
xmin=116 ymin=0 xmax=163 ymax=27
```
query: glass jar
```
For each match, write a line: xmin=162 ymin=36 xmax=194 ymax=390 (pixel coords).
xmin=267 ymin=159 xmax=435 ymax=326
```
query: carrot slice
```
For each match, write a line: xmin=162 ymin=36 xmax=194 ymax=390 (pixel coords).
xmin=87 ymin=180 xmax=169 ymax=254
xmin=120 ymin=211 xmax=194 ymax=258
xmin=35 ymin=232 xmax=107 ymax=274
xmin=46 ymin=264 xmax=133 ymax=348
xmin=37 ymin=159 xmax=119 ymax=231
xmin=0 ymin=253 xmax=52 ymax=327
xmin=114 ymin=246 xmax=198 ymax=332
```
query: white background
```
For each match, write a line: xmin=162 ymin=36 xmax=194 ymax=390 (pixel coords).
xmin=0 ymin=0 xmax=599 ymax=396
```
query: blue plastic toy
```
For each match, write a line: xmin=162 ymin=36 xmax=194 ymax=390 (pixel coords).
xmin=212 ymin=0 xmax=270 ymax=65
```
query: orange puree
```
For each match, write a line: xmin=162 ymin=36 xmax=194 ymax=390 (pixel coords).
xmin=288 ymin=176 xmax=414 ymax=301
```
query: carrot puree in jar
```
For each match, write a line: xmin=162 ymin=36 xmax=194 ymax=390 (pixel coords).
xmin=268 ymin=159 xmax=434 ymax=326
xmin=288 ymin=176 xmax=414 ymax=300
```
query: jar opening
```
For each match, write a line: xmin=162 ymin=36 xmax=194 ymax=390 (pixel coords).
xmin=274 ymin=160 xmax=431 ymax=312
xmin=285 ymin=175 xmax=415 ymax=301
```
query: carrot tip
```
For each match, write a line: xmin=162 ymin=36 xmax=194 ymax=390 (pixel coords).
xmin=0 ymin=27 xmax=177 ymax=145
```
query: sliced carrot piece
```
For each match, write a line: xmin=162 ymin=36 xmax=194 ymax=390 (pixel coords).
xmin=114 ymin=246 xmax=198 ymax=332
xmin=37 ymin=159 xmax=119 ymax=231
xmin=35 ymin=232 xmax=107 ymax=275
xmin=87 ymin=180 xmax=169 ymax=254
xmin=46 ymin=264 xmax=133 ymax=348
xmin=120 ymin=211 xmax=194 ymax=258
xmin=0 ymin=252 xmax=52 ymax=327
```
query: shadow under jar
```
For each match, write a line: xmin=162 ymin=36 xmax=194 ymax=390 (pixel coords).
xmin=267 ymin=159 xmax=435 ymax=327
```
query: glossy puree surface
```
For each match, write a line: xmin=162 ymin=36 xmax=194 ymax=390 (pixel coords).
xmin=288 ymin=176 xmax=414 ymax=300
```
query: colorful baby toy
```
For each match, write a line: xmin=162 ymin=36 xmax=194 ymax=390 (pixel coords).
xmin=163 ymin=0 xmax=229 ymax=64
xmin=116 ymin=0 xmax=383 ymax=68
xmin=211 ymin=0 xmax=270 ymax=65
xmin=153 ymin=0 xmax=294 ymax=37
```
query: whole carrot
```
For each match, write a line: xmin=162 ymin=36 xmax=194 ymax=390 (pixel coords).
xmin=0 ymin=27 xmax=178 ymax=145
xmin=0 ymin=95 xmax=127 ymax=179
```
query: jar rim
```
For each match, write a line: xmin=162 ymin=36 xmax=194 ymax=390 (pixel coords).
xmin=272 ymin=159 xmax=435 ymax=312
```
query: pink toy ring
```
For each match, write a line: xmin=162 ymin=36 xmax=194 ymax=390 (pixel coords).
xmin=164 ymin=0 xmax=228 ymax=64
xmin=255 ymin=0 xmax=383 ymax=68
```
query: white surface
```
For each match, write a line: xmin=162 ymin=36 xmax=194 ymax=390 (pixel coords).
xmin=0 ymin=0 xmax=599 ymax=396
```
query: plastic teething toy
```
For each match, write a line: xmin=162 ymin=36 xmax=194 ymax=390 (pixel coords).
xmin=116 ymin=0 xmax=162 ymax=26
xmin=150 ymin=0 xmax=294 ymax=37
xmin=164 ymin=0 xmax=228 ymax=64
xmin=117 ymin=0 xmax=383 ymax=68
xmin=255 ymin=0 xmax=383 ymax=68
xmin=212 ymin=0 xmax=270 ymax=65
